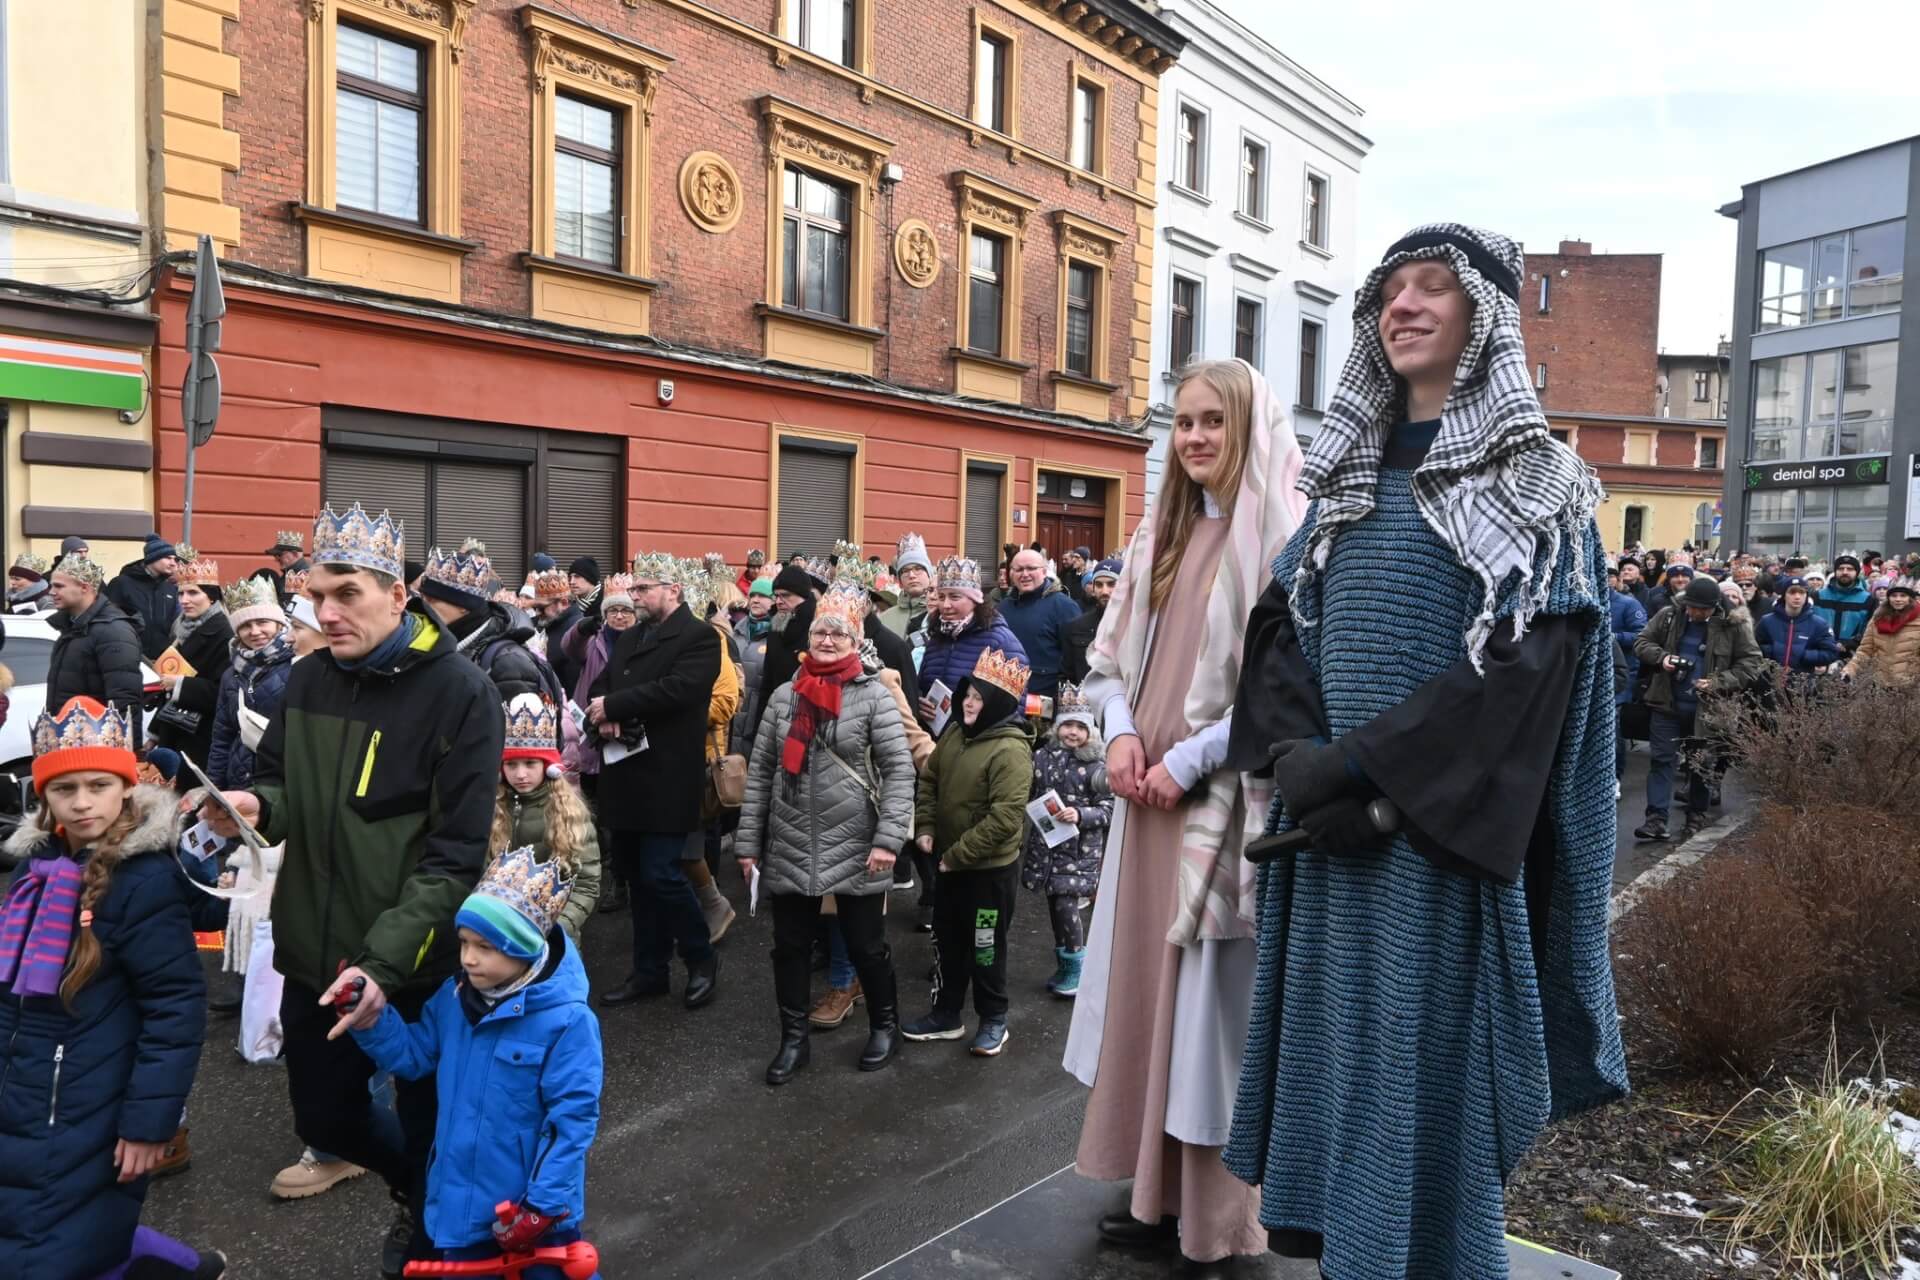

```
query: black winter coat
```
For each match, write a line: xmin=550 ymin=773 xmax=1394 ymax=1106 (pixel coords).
xmin=544 ymin=603 xmax=584 ymax=697
xmin=0 ymin=788 xmax=204 ymax=1280
xmin=864 ymin=612 xmax=921 ymax=715
xmin=46 ymin=596 xmax=145 ymax=737
xmin=448 ymin=601 xmax=548 ymax=704
xmin=1061 ymin=601 xmax=1106 ymax=686
xmin=150 ymin=609 xmax=234 ymax=778
xmin=104 ymin=561 xmax=179 ymax=661
xmin=591 ymin=604 xmax=721 ymax=834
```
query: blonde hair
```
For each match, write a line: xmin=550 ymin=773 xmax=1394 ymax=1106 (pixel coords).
xmin=489 ymin=775 xmax=590 ymax=873
xmin=709 ymin=581 xmax=746 ymax=616
xmin=37 ymin=787 xmax=143 ymax=1010
xmin=1150 ymin=359 xmax=1254 ymax=611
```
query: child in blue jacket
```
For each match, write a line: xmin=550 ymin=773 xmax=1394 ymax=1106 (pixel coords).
xmin=353 ymin=845 xmax=603 ymax=1276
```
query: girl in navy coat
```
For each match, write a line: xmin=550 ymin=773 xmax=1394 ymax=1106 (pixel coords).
xmin=353 ymin=845 xmax=603 ymax=1277
xmin=205 ymin=577 xmax=296 ymax=791
xmin=0 ymin=697 xmax=223 ymax=1279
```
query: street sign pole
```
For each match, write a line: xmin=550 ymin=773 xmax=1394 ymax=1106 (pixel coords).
xmin=180 ymin=235 xmax=225 ymax=544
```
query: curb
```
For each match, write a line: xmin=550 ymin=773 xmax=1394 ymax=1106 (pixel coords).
xmin=1608 ymin=813 xmax=1747 ymax=923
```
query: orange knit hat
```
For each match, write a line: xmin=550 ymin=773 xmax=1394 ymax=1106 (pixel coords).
xmin=32 ymin=697 xmax=139 ymax=792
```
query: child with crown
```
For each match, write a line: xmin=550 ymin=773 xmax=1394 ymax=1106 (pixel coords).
xmin=492 ymin=694 xmax=601 ymax=938
xmin=351 ymin=842 xmax=603 ymax=1277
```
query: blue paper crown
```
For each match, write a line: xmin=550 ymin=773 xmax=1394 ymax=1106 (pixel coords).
xmin=32 ymin=698 xmax=133 ymax=758
xmin=935 ymin=554 xmax=982 ymax=595
xmin=312 ymin=503 xmax=405 ymax=579
xmin=471 ymin=845 xmax=573 ymax=940
xmin=503 ymin=695 xmax=561 ymax=753
xmin=422 ymin=545 xmax=495 ymax=605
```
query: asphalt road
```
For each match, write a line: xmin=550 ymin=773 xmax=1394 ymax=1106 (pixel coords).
xmin=144 ymin=762 xmax=1729 ymax=1280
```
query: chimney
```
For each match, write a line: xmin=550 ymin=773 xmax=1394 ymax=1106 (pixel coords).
xmin=1558 ymin=240 xmax=1592 ymax=256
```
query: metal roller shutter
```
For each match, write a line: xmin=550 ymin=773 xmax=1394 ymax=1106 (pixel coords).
xmin=545 ymin=451 xmax=619 ymax=579
xmin=435 ymin=461 xmax=527 ymax=587
xmin=777 ymin=443 xmax=851 ymax=558
xmin=964 ymin=465 xmax=1004 ymax=568
xmin=324 ymin=452 xmax=430 ymax=564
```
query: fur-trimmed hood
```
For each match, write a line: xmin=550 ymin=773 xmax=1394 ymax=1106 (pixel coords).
xmin=1044 ymin=726 xmax=1107 ymax=761
xmin=3 ymin=783 xmax=180 ymax=866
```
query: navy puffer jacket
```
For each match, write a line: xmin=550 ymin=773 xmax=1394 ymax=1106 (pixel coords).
xmin=207 ymin=641 xmax=297 ymax=790
xmin=0 ymin=787 xmax=204 ymax=1280
xmin=915 ymin=606 xmax=1027 ymax=722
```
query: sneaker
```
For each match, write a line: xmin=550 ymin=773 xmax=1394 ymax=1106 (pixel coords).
xmin=190 ymin=1249 xmax=228 ymax=1279
xmin=969 ymin=1019 xmax=1009 ymax=1057
xmin=892 ymin=868 xmax=915 ymax=891
xmin=900 ymin=1009 xmax=968 ymax=1041
xmin=808 ymin=978 xmax=863 ymax=1029
xmin=1633 ymin=817 xmax=1669 ymax=843
xmin=1678 ymin=813 xmax=1709 ymax=842
xmin=913 ymin=903 xmax=934 ymax=933
xmin=270 ymin=1148 xmax=368 ymax=1200
xmin=380 ymin=1202 xmax=412 ymax=1280
xmin=152 ymin=1125 xmax=191 ymax=1178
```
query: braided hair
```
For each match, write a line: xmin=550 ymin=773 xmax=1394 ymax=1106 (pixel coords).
xmin=34 ymin=792 xmax=143 ymax=1011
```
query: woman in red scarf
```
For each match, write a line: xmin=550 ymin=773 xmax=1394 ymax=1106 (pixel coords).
xmin=1843 ymin=576 xmax=1920 ymax=687
xmin=735 ymin=583 xmax=917 ymax=1085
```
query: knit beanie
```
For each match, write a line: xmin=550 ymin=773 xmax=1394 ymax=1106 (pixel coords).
xmin=530 ymin=553 xmax=557 ymax=573
xmin=748 ymin=577 xmax=773 ymax=598
xmin=1682 ymin=576 xmax=1723 ymax=609
xmin=32 ymin=697 xmax=140 ymax=793
xmin=60 ymin=536 xmax=89 ymax=555
xmin=288 ymin=595 xmax=321 ymax=634
xmin=455 ymin=846 xmax=570 ymax=962
xmin=771 ymin=564 xmax=814 ymax=598
xmin=143 ymin=535 xmax=177 ymax=565
xmin=568 ymin=556 xmax=601 ymax=585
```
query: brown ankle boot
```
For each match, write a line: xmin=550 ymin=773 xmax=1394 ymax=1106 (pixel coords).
xmin=153 ymin=1125 xmax=192 ymax=1178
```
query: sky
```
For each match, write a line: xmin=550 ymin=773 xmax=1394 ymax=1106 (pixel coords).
xmin=1223 ymin=0 xmax=1920 ymax=354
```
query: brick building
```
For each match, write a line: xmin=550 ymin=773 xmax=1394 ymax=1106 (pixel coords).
xmin=152 ymin=0 xmax=1186 ymax=582
xmin=1519 ymin=240 xmax=1725 ymax=553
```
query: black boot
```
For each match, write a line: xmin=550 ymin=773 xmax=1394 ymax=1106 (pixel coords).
xmin=765 ymin=1006 xmax=811 ymax=1085
xmin=1097 ymin=1211 xmax=1178 ymax=1248
xmin=858 ymin=965 xmax=899 ymax=1072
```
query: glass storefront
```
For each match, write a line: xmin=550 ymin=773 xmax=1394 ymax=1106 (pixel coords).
xmin=1740 ymin=483 xmax=1888 ymax=561
xmin=1748 ymin=340 xmax=1897 ymax=463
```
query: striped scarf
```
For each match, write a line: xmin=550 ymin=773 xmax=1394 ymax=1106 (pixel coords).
xmin=1291 ymin=222 xmax=1603 ymax=673
xmin=0 ymin=854 xmax=84 ymax=997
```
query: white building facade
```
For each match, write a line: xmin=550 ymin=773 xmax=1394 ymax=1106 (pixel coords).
xmin=1143 ymin=0 xmax=1370 ymax=508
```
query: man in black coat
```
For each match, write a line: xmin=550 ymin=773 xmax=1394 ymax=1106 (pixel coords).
xmin=588 ymin=554 xmax=722 ymax=1010
xmin=1062 ymin=555 xmax=1121 ymax=686
xmin=105 ymin=535 xmax=182 ymax=660
xmin=46 ymin=558 xmax=145 ymax=738
xmin=759 ymin=562 xmax=820 ymax=701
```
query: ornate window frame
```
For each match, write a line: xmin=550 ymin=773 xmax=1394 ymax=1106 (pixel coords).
xmin=950 ymin=171 xmax=1039 ymax=404
xmin=1067 ymin=63 xmax=1110 ymax=178
xmin=298 ymin=0 xmax=475 ymax=302
xmin=968 ymin=8 xmax=1021 ymax=147
xmin=1049 ymin=210 xmax=1122 ymax=420
xmin=519 ymin=6 xmax=670 ymax=336
xmin=757 ymin=96 xmax=892 ymax=376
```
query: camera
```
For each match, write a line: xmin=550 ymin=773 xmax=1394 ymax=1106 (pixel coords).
xmin=1670 ymin=656 xmax=1696 ymax=677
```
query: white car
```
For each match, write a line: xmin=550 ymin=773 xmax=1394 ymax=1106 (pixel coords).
xmin=1 ymin=609 xmax=161 ymax=787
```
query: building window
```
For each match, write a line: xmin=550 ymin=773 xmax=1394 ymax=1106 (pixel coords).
xmin=1550 ymin=427 xmax=1572 ymax=445
xmin=1302 ymin=170 xmax=1329 ymax=249
xmin=1170 ymin=274 xmax=1199 ymax=371
xmin=1743 ymin=485 xmax=1888 ymax=566
xmin=1239 ymin=136 xmax=1267 ymax=222
xmin=1535 ymin=362 xmax=1548 ymax=390
xmin=775 ymin=432 xmax=861 ymax=556
xmin=1234 ymin=297 xmax=1262 ymax=367
xmin=1297 ymin=318 xmax=1322 ymax=409
xmin=1070 ymin=76 xmax=1105 ymax=173
xmin=552 ymin=94 xmax=619 ymax=265
xmin=785 ymin=0 xmax=854 ymax=67
xmin=1064 ymin=261 xmax=1096 ymax=377
xmin=1757 ymin=220 xmax=1904 ymax=330
xmin=973 ymin=21 xmax=1013 ymax=135
xmin=1176 ymin=104 xmax=1206 ymax=193
xmin=967 ymin=229 xmax=1006 ymax=355
xmin=1692 ymin=370 xmax=1710 ymax=402
xmin=1623 ymin=506 xmax=1645 ymax=547
xmin=335 ymin=23 xmax=426 ymax=224
xmin=1694 ymin=502 xmax=1714 ymax=548
xmin=782 ymin=167 xmax=852 ymax=321
xmin=1698 ymin=436 xmax=1721 ymax=468
xmin=1538 ymin=274 xmax=1550 ymax=313
xmin=1749 ymin=340 xmax=1898 ymax=461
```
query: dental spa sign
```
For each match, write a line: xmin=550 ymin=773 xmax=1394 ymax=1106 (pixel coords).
xmin=1743 ymin=455 xmax=1891 ymax=491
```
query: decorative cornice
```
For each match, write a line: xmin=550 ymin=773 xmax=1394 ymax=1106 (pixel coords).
xmin=1052 ymin=209 xmax=1125 ymax=262
xmin=1017 ymin=0 xmax=1187 ymax=73
xmin=1162 ymin=225 xmax=1220 ymax=257
xmin=1229 ymin=251 xmax=1280 ymax=282
xmin=521 ymin=5 xmax=673 ymax=113
xmin=762 ymin=96 xmax=893 ymax=192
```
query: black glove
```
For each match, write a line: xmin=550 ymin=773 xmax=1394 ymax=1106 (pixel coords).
xmin=1296 ymin=795 xmax=1384 ymax=856
xmin=1271 ymin=738 xmax=1357 ymax=820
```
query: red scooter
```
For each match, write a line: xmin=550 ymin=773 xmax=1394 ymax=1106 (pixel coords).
xmin=403 ymin=1202 xmax=600 ymax=1279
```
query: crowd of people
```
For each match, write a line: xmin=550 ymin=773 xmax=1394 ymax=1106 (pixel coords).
xmin=5 ymin=216 xmax=1920 ymax=1280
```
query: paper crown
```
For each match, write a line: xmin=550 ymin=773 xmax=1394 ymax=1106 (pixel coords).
xmin=270 ymin=529 xmax=305 ymax=551
xmin=630 ymin=550 xmax=680 ymax=585
xmin=971 ymin=647 xmax=1030 ymax=699
xmin=678 ymin=558 xmax=712 ymax=616
xmin=9 ymin=552 xmax=47 ymax=579
xmin=745 ymin=548 xmax=767 ymax=564
xmin=832 ymin=539 xmax=861 ymax=564
xmin=802 ymin=555 xmax=833 ymax=585
xmin=935 ymin=554 xmax=982 ymax=596
xmin=33 ymin=695 xmax=134 ymax=759
xmin=813 ymin=580 xmax=866 ymax=634
xmin=894 ymin=530 xmax=933 ymax=573
xmin=422 ymin=545 xmax=495 ymax=607
xmin=224 ymin=577 xmax=287 ymax=629
xmin=284 ymin=564 xmax=311 ymax=595
xmin=1055 ymin=680 xmax=1094 ymax=727
xmin=1891 ymin=576 xmax=1919 ymax=593
xmin=602 ymin=572 xmax=637 ymax=608
xmin=457 ymin=537 xmax=488 ymax=556
xmin=702 ymin=551 xmax=728 ymax=577
xmin=530 ymin=568 xmax=571 ymax=600
xmin=464 ymin=845 xmax=573 ymax=950
xmin=313 ymin=503 xmax=405 ymax=579
xmin=834 ymin=553 xmax=881 ymax=590
xmin=503 ymin=693 xmax=561 ymax=760
xmin=173 ymin=546 xmax=221 ymax=587
xmin=53 ymin=556 xmax=106 ymax=589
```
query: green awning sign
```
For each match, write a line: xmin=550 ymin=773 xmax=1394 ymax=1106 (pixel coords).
xmin=0 ymin=333 xmax=144 ymax=411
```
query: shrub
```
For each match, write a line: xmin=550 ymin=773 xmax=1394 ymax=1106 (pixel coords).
xmin=1717 ymin=677 xmax=1920 ymax=811
xmin=1726 ymin=1039 xmax=1920 ymax=1277
xmin=1614 ymin=855 xmax=1824 ymax=1075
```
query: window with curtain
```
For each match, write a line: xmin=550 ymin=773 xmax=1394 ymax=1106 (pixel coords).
xmin=1234 ymin=297 xmax=1261 ymax=367
xmin=1176 ymin=105 xmax=1205 ymax=192
xmin=1065 ymin=261 xmax=1096 ymax=377
xmin=553 ymin=94 xmax=619 ymax=266
xmin=336 ymin=23 xmax=425 ymax=223
xmin=1297 ymin=318 xmax=1321 ymax=408
xmin=1071 ymin=80 xmax=1101 ymax=172
xmin=786 ymin=0 xmax=854 ymax=67
xmin=781 ymin=166 xmax=851 ymax=320
xmin=975 ymin=31 xmax=1010 ymax=133
xmin=968 ymin=230 xmax=1007 ymax=355
xmin=1170 ymin=275 xmax=1199 ymax=371
xmin=1239 ymin=138 xmax=1266 ymax=222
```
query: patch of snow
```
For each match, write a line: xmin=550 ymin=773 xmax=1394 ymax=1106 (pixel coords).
xmin=1609 ymin=1173 xmax=1649 ymax=1191
xmin=1731 ymin=1248 xmax=1761 ymax=1269
xmin=1888 ymin=1111 xmax=1920 ymax=1172
xmin=1651 ymin=1189 xmax=1707 ymax=1219
xmin=1669 ymin=1158 xmax=1694 ymax=1172
xmin=1889 ymin=1257 xmax=1920 ymax=1280
xmin=1658 ymin=1240 xmax=1713 ymax=1264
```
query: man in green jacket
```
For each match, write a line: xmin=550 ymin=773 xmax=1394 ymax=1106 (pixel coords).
xmin=209 ymin=504 xmax=503 ymax=1279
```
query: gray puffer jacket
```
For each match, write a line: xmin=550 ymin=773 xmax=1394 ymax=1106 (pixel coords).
xmin=737 ymin=672 xmax=915 ymax=898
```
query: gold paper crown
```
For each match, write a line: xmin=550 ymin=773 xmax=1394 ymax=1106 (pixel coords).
xmin=894 ymin=531 xmax=932 ymax=571
xmin=802 ymin=555 xmax=833 ymax=585
xmin=531 ymin=568 xmax=571 ymax=600
xmin=971 ymin=646 xmax=1030 ymax=699
xmin=271 ymin=529 xmax=305 ymax=551
xmin=470 ymin=845 xmax=573 ymax=940
xmin=832 ymin=539 xmax=862 ymax=564
xmin=284 ymin=565 xmax=311 ymax=595
xmin=835 ymin=554 xmax=881 ymax=591
xmin=1054 ymin=680 xmax=1094 ymax=723
xmin=54 ymin=556 xmax=106 ymax=589
xmin=678 ymin=558 xmax=711 ymax=616
xmin=935 ymin=554 xmax=982 ymax=595
xmin=313 ymin=503 xmax=405 ymax=578
xmin=223 ymin=577 xmax=276 ymax=612
xmin=813 ymin=580 xmax=866 ymax=634
xmin=745 ymin=548 xmax=767 ymax=564
xmin=32 ymin=697 xmax=133 ymax=758
xmin=9 ymin=552 xmax=48 ymax=577
xmin=503 ymin=695 xmax=561 ymax=753
xmin=702 ymin=551 xmax=728 ymax=578
xmin=602 ymin=572 xmax=637 ymax=606
xmin=630 ymin=550 xmax=678 ymax=585
xmin=423 ymin=546 xmax=495 ymax=604
xmin=173 ymin=546 xmax=221 ymax=587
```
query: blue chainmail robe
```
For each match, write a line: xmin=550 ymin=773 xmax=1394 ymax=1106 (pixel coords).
xmin=1223 ymin=464 xmax=1629 ymax=1280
